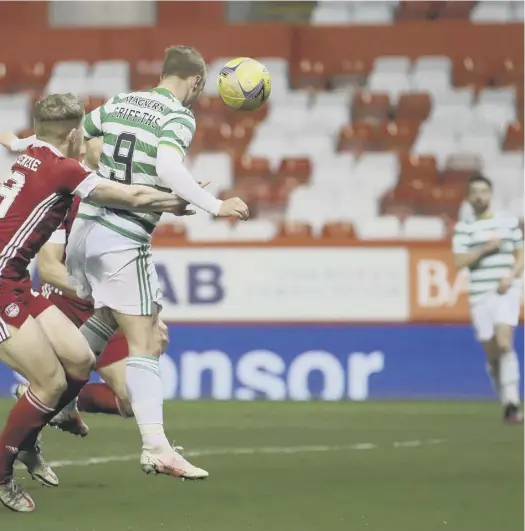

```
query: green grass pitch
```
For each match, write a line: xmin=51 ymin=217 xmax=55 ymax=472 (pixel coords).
xmin=0 ymin=401 xmax=522 ymax=531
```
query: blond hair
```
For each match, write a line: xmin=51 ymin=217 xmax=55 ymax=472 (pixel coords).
xmin=161 ymin=45 xmax=206 ymax=79
xmin=33 ymin=93 xmax=84 ymax=140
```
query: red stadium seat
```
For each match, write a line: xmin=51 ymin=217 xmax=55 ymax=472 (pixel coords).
xmin=396 ymin=93 xmax=431 ymax=122
xmin=276 ymin=157 xmax=311 ymax=185
xmin=379 ymin=121 xmax=419 ymax=151
xmin=278 ymin=221 xmax=314 ymax=239
xmin=331 ymin=59 xmax=371 ymax=90
xmin=338 ymin=122 xmax=377 ymax=152
xmin=399 ymin=153 xmax=438 ymax=183
xmin=235 ymin=156 xmax=272 ymax=180
xmin=291 ymin=60 xmax=329 ymax=91
xmin=152 ymin=223 xmax=187 ymax=243
xmin=352 ymin=92 xmax=391 ymax=123
xmin=321 ymin=222 xmax=357 ymax=240
xmin=504 ymin=122 xmax=524 ymax=151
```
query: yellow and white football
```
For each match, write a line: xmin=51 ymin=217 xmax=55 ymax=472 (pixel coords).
xmin=217 ymin=57 xmax=271 ymax=111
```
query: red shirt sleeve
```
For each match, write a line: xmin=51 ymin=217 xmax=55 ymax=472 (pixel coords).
xmin=53 ymin=158 xmax=93 ymax=194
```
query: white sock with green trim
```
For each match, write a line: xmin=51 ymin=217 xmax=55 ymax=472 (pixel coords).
xmin=499 ymin=351 xmax=521 ymax=406
xmin=126 ymin=356 xmax=170 ymax=452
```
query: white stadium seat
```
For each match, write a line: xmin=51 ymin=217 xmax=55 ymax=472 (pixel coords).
xmin=45 ymin=60 xmax=90 ymax=98
xmin=368 ymin=71 xmax=411 ymax=102
xmin=0 ymin=94 xmax=32 ymax=132
xmin=186 ymin=219 xmax=232 ymax=242
xmin=403 ymin=216 xmax=446 ymax=240
xmin=311 ymin=2 xmax=352 ymax=25
xmin=355 ymin=216 xmax=402 ymax=240
xmin=433 ymin=88 xmax=474 ymax=106
xmin=231 ymin=219 xmax=278 ymax=241
xmin=354 ymin=152 xmax=399 ymax=197
xmin=478 ymin=87 xmax=516 ymax=106
xmin=191 ymin=153 xmax=233 ymax=196
xmin=474 ymin=102 xmax=516 ymax=136
xmin=372 ymin=56 xmax=411 ymax=75
xmin=350 ymin=2 xmax=395 ymax=25
xmin=470 ymin=1 xmax=512 ymax=23
xmin=88 ymin=60 xmax=130 ymax=99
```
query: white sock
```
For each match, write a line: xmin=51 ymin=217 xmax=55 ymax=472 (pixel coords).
xmin=499 ymin=351 xmax=521 ymax=406
xmin=486 ymin=361 xmax=502 ymax=401
xmin=125 ymin=356 xmax=170 ymax=452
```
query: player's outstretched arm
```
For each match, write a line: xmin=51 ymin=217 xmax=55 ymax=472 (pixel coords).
xmin=0 ymin=132 xmax=36 ymax=152
xmin=86 ymin=180 xmax=182 ymax=212
xmin=156 ymin=145 xmax=249 ymax=220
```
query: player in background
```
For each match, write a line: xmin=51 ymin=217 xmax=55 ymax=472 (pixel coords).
xmin=66 ymin=45 xmax=248 ymax=480
xmin=0 ymin=93 xmax=188 ymax=512
xmin=453 ymin=175 xmax=524 ymax=424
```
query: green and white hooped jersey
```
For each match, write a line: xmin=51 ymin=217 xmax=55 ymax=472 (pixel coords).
xmin=81 ymin=87 xmax=195 ymax=243
xmin=453 ymin=213 xmax=523 ymax=304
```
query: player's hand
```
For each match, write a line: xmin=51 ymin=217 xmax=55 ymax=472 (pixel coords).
xmin=218 ymin=197 xmax=249 ymax=220
xmin=497 ymin=276 xmax=513 ymax=295
xmin=483 ymin=237 xmax=501 ymax=254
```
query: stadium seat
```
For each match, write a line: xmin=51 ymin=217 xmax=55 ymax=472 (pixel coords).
xmin=354 ymin=152 xmax=399 ymax=197
xmin=368 ymin=72 xmax=411 ymax=102
xmin=310 ymin=152 xmax=355 ymax=188
xmin=403 ymin=216 xmax=446 ymax=240
xmin=186 ymin=219 xmax=233 ymax=242
xmin=88 ymin=60 xmax=130 ymax=99
xmin=372 ymin=56 xmax=411 ymax=75
xmin=355 ymin=216 xmax=402 ymax=240
xmin=350 ymin=2 xmax=396 ymax=24
xmin=399 ymin=153 xmax=438 ymax=182
xmin=396 ymin=92 xmax=432 ymax=122
xmin=311 ymin=2 xmax=352 ymax=25
xmin=470 ymin=1 xmax=512 ymax=23
xmin=276 ymin=157 xmax=311 ymax=185
xmin=425 ymin=104 xmax=475 ymax=134
xmin=412 ymin=132 xmax=457 ymax=169
xmin=458 ymin=132 xmax=501 ymax=165
xmin=45 ymin=60 xmax=90 ymax=98
xmin=321 ymin=221 xmax=357 ymax=239
xmin=478 ymin=87 xmax=516 ymax=106
xmin=308 ymin=103 xmax=351 ymax=136
xmin=352 ymin=92 xmax=391 ymax=123
xmin=230 ymin=219 xmax=277 ymax=241
xmin=433 ymin=87 xmax=474 ymax=106
xmin=511 ymin=1 xmax=524 ymax=21
xmin=278 ymin=221 xmax=314 ymax=239
xmin=0 ymin=93 xmax=32 ymax=132
xmin=474 ymin=102 xmax=516 ymax=136
xmin=503 ymin=122 xmax=524 ymax=151
xmin=291 ymin=60 xmax=328 ymax=90
xmin=192 ymin=153 xmax=233 ymax=196
xmin=235 ymin=156 xmax=272 ymax=183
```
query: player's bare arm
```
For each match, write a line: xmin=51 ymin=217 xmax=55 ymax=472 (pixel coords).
xmin=37 ymin=242 xmax=78 ymax=299
xmin=84 ymin=180 xmax=183 ymax=212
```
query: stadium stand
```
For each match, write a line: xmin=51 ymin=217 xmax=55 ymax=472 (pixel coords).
xmin=0 ymin=5 xmax=522 ymax=243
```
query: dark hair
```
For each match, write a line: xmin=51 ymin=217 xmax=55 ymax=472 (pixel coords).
xmin=161 ymin=45 xmax=206 ymax=79
xmin=468 ymin=174 xmax=493 ymax=190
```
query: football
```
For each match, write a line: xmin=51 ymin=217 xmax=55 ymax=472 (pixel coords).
xmin=217 ymin=57 xmax=271 ymax=111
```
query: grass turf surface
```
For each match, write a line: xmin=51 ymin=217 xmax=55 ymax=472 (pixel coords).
xmin=0 ymin=401 xmax=522 ymax=531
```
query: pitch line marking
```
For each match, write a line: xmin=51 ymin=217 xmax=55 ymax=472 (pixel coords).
xmin=15 ymin=439 xmax=447 ymax=470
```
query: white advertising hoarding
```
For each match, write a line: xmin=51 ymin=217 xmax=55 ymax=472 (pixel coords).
xmin=153 ymin=247 xmax=409 ymax=322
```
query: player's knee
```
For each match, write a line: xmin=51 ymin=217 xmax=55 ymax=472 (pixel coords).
xmin=66 ymin=350 xmax=96 ymax=380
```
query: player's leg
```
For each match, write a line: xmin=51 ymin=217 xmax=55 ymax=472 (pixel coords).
xmin=79 ymin=333 xmax=133 ymax=417
xmin=33 ymin=297 xmax=96 ymax=437
xmin=0 ymin=316 xmax=65 ymax=511
xmin=493 ymin=289 xmax=522 ymax=423
xmin=79 ymin=323 xmax=168 ymax=417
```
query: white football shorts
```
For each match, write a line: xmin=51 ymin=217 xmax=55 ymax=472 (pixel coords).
xmin=470 ymin=287 xmax=522 ymax=342
xmin=65 ymin=217 xmax=162 ymax=316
